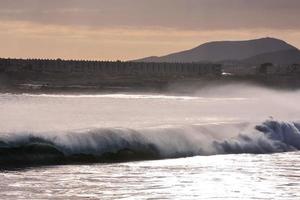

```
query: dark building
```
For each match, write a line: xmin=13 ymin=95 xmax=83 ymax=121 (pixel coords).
xmin=0 ymin=58 xmax=222 ymax=86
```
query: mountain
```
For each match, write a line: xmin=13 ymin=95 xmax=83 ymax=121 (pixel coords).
xmin=242 ymin=49 xmax=300 ymax=65
xmin=133 ymin=37 xmax=298 ymax=63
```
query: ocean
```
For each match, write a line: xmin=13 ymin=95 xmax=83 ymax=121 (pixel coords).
xmin=1 ymin=84 xmax=300 ymax=199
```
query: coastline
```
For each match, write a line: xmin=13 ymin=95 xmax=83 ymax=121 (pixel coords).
xmin=1 ymin=74 xmax=300 ymax=95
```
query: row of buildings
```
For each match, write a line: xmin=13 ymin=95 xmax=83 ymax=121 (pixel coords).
xmin=0 ymin=58 xmax=222 ymax=78
xmin=1 ymin=58 xmax=298 ymax=90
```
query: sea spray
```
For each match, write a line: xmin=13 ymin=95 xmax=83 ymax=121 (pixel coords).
xmin=1 ymin=120 xmax=300 ymax=167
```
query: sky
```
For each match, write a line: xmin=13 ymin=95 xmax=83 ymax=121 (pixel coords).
xmin=0 ymin=0 xmax=300 ymax=60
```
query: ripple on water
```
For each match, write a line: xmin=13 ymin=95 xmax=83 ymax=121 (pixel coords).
xmin=0 ymin=152 xmax=300 ymax=199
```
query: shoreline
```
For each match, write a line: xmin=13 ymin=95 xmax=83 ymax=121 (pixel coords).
xmin=1 ymin=75 xmax=300 ymax=95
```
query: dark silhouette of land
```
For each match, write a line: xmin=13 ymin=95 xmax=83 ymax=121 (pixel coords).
xmin=134 ymin=37 xmax=300 ymax=65
xmin=0 ymin=59 xmax=221 ymax=93
xmin=0 ymin=37 xmax=300 ymax=93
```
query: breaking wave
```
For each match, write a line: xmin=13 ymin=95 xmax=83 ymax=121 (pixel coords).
xmin=1 ymin=120 xmax=300 ymax=167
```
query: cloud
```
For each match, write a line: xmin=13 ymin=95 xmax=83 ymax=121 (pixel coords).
xmin=0 ymin=0 xmax=300 ymax=30
xmin=1 ymin=20 xmax=300 ymax=60
xmin=0 ymin=0 xmax=300 ymax=59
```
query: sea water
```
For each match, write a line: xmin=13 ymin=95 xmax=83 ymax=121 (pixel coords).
xmin=1 ymin=84 xmax=300 ymax=199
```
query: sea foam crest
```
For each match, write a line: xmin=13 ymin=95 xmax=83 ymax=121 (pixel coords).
xmin=0 ymin=120 xmax=300 ymax=166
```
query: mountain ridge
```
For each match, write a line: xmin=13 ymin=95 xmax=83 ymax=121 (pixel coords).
xmin=133 ymin=37 xmax=300 ymax=65
xmin=242 ymin=49 xmax=300 ymax=65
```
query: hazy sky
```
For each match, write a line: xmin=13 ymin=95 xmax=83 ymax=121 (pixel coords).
xmin=0 ymin=0 xmax=300 ymax=60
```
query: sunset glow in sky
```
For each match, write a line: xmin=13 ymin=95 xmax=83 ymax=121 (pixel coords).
xmin=0 ymin=0 xmax=300 ymax=60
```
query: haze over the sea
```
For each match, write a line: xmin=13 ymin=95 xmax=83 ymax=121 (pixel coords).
xmin=0 ymin=0 xmax=300 ymax=60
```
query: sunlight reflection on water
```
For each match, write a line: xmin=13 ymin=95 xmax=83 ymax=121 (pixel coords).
xmin=1 ymin=152 xmax=300 ymax=200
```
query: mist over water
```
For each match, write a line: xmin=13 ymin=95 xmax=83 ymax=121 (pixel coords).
xmin=0 ymin=84 xmax=299 ymax=132
xmin=0 ymin=84 xmax=300 ymax=165
xmin=1 ymin=84 xmax=300 ymax=199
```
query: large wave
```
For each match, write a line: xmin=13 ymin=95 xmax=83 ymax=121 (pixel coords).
xmin=0 ymin=120 xmax=300 ymax=167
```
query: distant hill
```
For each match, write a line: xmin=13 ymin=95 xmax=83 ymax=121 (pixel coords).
xmin=133 ymin=37 xmax=299 ymax=64
xmin=242 ymin=49 xmax=300 ymax=65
